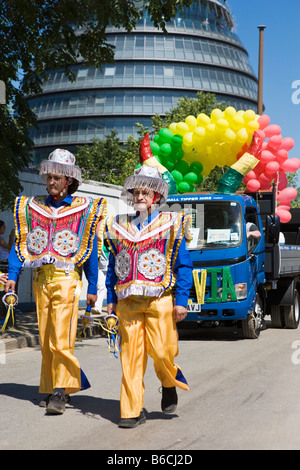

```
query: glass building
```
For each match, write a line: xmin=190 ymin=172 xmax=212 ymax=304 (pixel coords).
xmin=28 ymin=0 xmax=258 ymax=163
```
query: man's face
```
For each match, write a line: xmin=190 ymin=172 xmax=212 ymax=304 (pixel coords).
xmin=132 ymin=188 xmax=155 ymax=212
xmin=46 ymin=173 xmax=68 ymax=198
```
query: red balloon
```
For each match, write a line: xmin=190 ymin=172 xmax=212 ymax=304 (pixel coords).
xmin=280 ymin=137 xmax=295 ymax=151
xmin=277 ymin=187 xmax=298 ymax=202
xmin=267 ymin=135 xmax=282 ymax=149
xmin=276 ymin=209 xmax=292 ymax=223
xmin=261 ymin=150 xmax=276 ymax=164
xmin=246 ymin=170 xmax=257 ymax=180
xmin=264 ymin=124 xmax=281 ymax=138
xmin=277 ymin=171 xmax=288 ymax=191
xmin=281 ymin=158 xmax=300 ymax=172
xmin=265 ymin=161 xmax=280 ymax=175
xmin=277 ymin=203 xmax=291 ymax=211
xmin=276 ymin=149 xmax=288 ymax=163
xmin=246 ymin=179 xmax=261 ymax=192
xmin=259 ymin=172 xmax=272 ymax=185
xmin=257 ymin=114 xmax=270 ymax=130
xmin=254 ymin=161 xmax=265 ymax=175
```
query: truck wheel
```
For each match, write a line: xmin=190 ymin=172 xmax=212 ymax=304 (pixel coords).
xmin=282 ymin=289 xmax=300 ymax=329
xmin=242 ymin=294 xmax=263 ymax=339
xmin=270 ymin=305 xmax=283 ymax=328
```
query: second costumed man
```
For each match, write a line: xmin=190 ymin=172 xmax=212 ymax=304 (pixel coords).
xmin=105 ymin=135 xmax=193 ymax=428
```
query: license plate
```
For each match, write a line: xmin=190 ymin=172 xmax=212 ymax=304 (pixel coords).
xmin=187 ymin=303 xmax=201 ymax=313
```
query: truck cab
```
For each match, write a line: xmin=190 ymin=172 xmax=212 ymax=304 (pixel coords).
xmin=166 ymin=192 xmax=267 ymax=338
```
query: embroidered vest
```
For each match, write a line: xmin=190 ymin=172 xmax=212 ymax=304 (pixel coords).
xmin=105 ymin=211 xmax=192 ymax=300
xmin=14 ymin=195 xmax=106 ymax=270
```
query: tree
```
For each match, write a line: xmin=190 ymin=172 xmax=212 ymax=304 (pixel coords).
xmin=0 ymin=0 xmax=194 ymax=209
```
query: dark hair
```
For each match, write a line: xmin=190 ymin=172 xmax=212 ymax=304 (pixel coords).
xmin=0 ymin=220 xmax=4 ymax=228
xmin=68 ymin=179 xmax=80 ymax=195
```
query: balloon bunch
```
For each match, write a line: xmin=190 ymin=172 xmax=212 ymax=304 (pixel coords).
xmin=149 ymin=107 xmax=299 ymax=222
xmin=242 ymin=114 xmax=299 ymax=223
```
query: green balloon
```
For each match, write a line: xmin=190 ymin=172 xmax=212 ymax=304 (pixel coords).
xmin=175 ymin=149 xmax=184 ymax=161
xmin=165 ymin=160 xmax=175 ymax=172
xmin=159 ymin=143 xmax=172 ymax=157
xmin=178 ymin=181 xmax=190 ymax=193
xmin=150 ymin=141 xmax=160 ymax=155
xmin=197 ymin=173 xmax=204 ymax=184
xmin=159 ymin=128 xmax=174 ymax=144
xmin=171 ymin=170 xmax=183 ymax=183
xmin=190 ymin=161 xmax=203 ymax=173
xmin=183 ymin=172 xmax=198 ymax=185
xmin=175 ymin=160 xmax=189 ymax=175
xmin=171 ymin=135 xmax=183 ymax=148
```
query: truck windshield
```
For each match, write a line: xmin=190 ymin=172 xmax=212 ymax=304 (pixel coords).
xmin=169 ymin=200 xmax=242 ymax=250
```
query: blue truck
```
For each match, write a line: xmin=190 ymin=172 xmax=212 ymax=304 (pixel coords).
xmin=166 ymin=187 xmax=300 ymax=338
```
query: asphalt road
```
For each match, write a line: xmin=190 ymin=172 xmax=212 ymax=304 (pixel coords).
xmin=1 ymin=321 xmax=300 ymax=451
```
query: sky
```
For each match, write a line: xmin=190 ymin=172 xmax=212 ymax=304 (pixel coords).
xmin=226 ymin=0 xmax=300 ymax=166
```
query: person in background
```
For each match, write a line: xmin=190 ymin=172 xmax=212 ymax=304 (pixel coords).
xmin=6 ymin=149 xmax=107 ymax=415
xmin=0 ymin=220 xmax=14 ymax=261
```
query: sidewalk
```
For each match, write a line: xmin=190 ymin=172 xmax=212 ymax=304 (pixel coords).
xmin=0 ymin=307 xmax=107 ymax=351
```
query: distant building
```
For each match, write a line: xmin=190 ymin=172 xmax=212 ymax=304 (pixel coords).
xmin=28 ymin=0 xmax=258 ymax=164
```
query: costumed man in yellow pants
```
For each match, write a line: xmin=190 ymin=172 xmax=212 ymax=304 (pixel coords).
xmin=105 ymin=135 xmax=193 ymax=428
xmin=6 ymin=149 xmax=107 ymax=415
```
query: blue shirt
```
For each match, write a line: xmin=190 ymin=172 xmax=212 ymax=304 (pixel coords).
xmin=106 ymin=210 xmax=193 ymax=306
xmin=8 ymin=194 xmax=98 ymax=295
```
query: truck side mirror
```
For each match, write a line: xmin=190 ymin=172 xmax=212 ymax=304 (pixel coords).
xmin=265 ymin=214 xmax=280 ymax=243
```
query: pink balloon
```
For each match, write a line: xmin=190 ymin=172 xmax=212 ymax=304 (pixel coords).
xmin=276 ymin=209 xmax=292 ymax=223
xmin=257 ymin=114 xmax=270 ymax=130
xmin=259 ymin=172 xmax=272 ymax=185
xmin=265 ymin=161 xmax=280 ymax=175
xmin=246 ymin=179 xmax=261 ymax=192
xmin=276 ymin=149 xmax=288 ymax=163
xmin=281 ymin=158 xmax=300 ymax=172
xmin=246 ymin=170 xmax=257 ymax=180
xmin=261 ymin=150 xmax=276 ymax=164
xmin=267 ymin=135 xmax=282 ymax=149
xmin=277 ymin=187 xmax=298 ymax=202
xmin=262 ymin=141 xmax=268 ymax=150
xmin=277 ymin=171 xmax=288 ymax=191
xmin=255 ymin=129 xmax=266 ymax=140
xmin=277 ymin=203 xmax=291 ymax=211
xmin=264 ymin=125 xmax=282 ymax=138
xmin=280 ymin=137 xmax=295 ymax=151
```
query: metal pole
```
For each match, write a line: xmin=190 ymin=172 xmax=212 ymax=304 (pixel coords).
xmin=257 ymin=25 xmax=266 ymax=115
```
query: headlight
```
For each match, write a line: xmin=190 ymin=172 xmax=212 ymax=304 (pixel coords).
xmin=235 ymin=282 xmax=247 ymax=300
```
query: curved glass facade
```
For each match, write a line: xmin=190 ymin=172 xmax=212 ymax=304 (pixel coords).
xmin=28 ymin=0 xmax=258 ymax=163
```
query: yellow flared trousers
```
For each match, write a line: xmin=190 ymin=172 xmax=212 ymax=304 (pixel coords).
xmin=33 ymin=267 xmax=83 ymax=395
xmin=116 ymin=294 xmax=189 ymax=419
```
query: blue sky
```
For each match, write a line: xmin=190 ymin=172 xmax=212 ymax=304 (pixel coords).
xmin=226 ymin=0 xmax=300 ymax=164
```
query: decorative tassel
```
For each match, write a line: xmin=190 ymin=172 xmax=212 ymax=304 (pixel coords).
xmin=1 ymin=291 xmax=18 ymax=333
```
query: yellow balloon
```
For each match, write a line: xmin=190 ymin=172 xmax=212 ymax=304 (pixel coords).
xmin=210 ymin=108 xmax=224 ymax=122
xmin=224 ymin=106 xmax=236 ymax=119
xmin=176 ymin=122 xmax=189 ymax=135
xmin=216 ymin=118 xmax=229 ymax=133
xmin=182 ymin=131 xmax=194 ymax=147
xmin=237 ymin=127 xmax=248 ymax=143
xmin=205 ymin=123 xmax=216 ymax=135
xmin=231 ymin=114 xmax=244 ymax=130
xmin=193 ymin=126 xmax=206 ymax=140
xmin=246 ymin=120 xmax=259 ymax=133
xmin=243 ymin=109 xmax=256 ymax=122
xmin=196 ymin=113 xmax=210 ymax=127
xmin=223 ymin=128 xmax=236 ymax=144
xmin=185 ymin=115 xmax=197 ymax=130
xmin=169 ymin=122 xmax=177 ymax=134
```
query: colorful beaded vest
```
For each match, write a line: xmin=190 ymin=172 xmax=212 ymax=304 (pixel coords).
xmin=105 ymin=211 xmax=192 ymax=300
xmin=14 ymin=195 xmax=107 ymax=271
